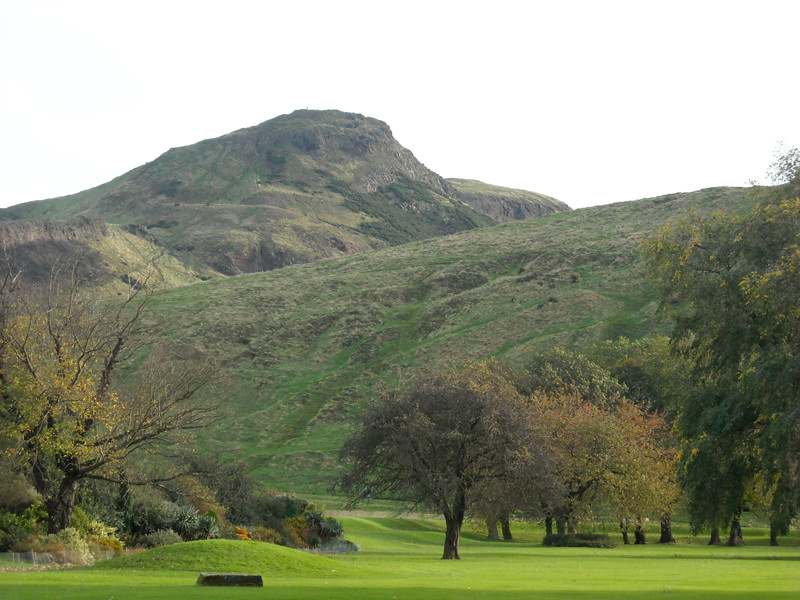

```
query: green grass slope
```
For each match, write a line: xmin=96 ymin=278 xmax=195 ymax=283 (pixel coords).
xmin=98 ymin=538 xmax=350 ymax=574
xmin=140 ymin=185 xmax=758 ymax=493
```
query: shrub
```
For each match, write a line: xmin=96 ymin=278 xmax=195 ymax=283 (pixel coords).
xmin=542 ymin=533 xmax=615 ymax=548
xmin=0 ymin=520 xmax=34 ymax=552
xmin=71 ymin=506 xmax=118 ymax=539
xmin=235 ymin=526 xmax=252 ymax=540
xmin=251 ymin=526 xmax=281 ymax=544
xmin=0 ymin=501 xmax=46 ymax=551
xmin=172 ymin=506 xmax=199 ymax=540
xmin=88 ymin=536 xmax=125 ymax=559
xmin=144 ymin=529 xmax=183 ymax=548
xmin=33 ymin=527 xmax=95 ymax=565
xmin=286 ymin=515 xmax=306 ymax=545
xmin=194 ymin=514 xmax=220 ymax=540
xmin=319 ymin=516 xmax=344 ymax=539
xmin=120 ymin=488 xmax=179 ymax=539
xmin=281 ymin=524 xmax=304 ymax=548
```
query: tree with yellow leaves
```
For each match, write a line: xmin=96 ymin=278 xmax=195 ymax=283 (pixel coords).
xmin=0 ymin=257 xmax=217 ymax=533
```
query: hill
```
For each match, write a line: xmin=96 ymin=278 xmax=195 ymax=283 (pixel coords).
xmin=139 ymin=185 xmax=758 ymax=494
xmin=2 ymin=110 xmax=569 ymax=276
xmin=447 ymin=178 xmax=566 ymax=223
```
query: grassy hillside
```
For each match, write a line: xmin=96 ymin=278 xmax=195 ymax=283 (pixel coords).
xmin=3 ymin=111 xmax=568 ymax=277
xmin=138 ymin=185 xmax=757 ymax=494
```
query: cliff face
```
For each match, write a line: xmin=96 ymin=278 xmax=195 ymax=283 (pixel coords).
xmin=0 ymin=215 xmax=108 ymax=246
xmin=0 ymin=217 xmax=110 ymax=286
xmin=447 ymin=179 xmax=571 ymax=224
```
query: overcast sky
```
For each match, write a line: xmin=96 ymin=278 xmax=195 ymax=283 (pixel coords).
xmin=1 ymin=0 xmax=798 ymax=210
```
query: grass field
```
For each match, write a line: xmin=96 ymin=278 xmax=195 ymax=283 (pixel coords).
xmin=1 ymin=517 xmax=797 ymax=599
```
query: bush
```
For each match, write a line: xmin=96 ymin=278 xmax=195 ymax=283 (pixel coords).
xmin=0 ymin=521 xmax=34 ymax=552
xmin=0 ymin=501 xmax=46 ymax=551
xmin=120 ymin=488 xmax=179 ymax=539
xmin=281 ymin=523 xmax=304 ymax=548
xmin=542 ymin=533 xmax=615 ymax=548
xmin=286 ymin=515 xmax=306 ymax=545
xmin=172 ymin=506 xmax=199 ymax=540
xmin=194 ymin=514 xmax=220 ymax=540
xmin=319 ymin=516 xmax=344 ymax=539
xmin=71 ymin=506 xmax=118 ymax=539
xmin=144 ymin=529 xmax=183 ymax=548
xmin=33 ymin=527 xmax=95 ymax=565
xmin=88 ymin=536 xmax=125 ymax=559
xmin=251 ymin=526 xmax=281 ymax=544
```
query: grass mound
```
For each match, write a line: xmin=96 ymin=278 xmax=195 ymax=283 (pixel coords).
xmin=96 ymin=539 xmax=352 ymax=574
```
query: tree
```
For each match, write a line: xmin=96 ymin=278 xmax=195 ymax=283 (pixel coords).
xmin=765 ymin=143 xmax=800 ymax=185
xmin=518 ymin=348 xmax=627 ymax=407
xmin=643 ymin=187 xmax=800 ymax=545
xmin=337 ymin=362 xmax=551 ymax=559
xmin=590 ymin=336 xmax=690 ymax=417
xmin=590 ymin=336 xmax=688 ymax=542
xmin=606 ymin=401 xmax=678 ymax=544
xmin=0 ymin=257 xmax=218 ymax=533
xmin=529 ymin=391 xmax=621 ymax=535
xmin=528 ymin=391 xmax=675 ymax=541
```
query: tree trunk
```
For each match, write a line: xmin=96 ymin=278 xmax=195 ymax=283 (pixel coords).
xmin=486 ymin=516 xmax=499 ymax=540
xmin=45 ymin=476 xmax=79 ymax=534
xmin=545 ymin=515 xmax=553 ymax=537
xmin=620 ymin=520 xmax=630 ymax=545
xmin=769 ymin=524 xmax=779 ymax=547
xmin=568 ymin=519 xmax=578 ymax=535
xmin=500 ymin=512 xmax=513 ymax=541
xmin=659 ymin=514 xmax=676 ymax=544
xmin=726 ymin=510 xmax=744 ymax=547
xmin=443 ymin=514 xmax=462 ymax=559
xmin=708 ymin=526 xmax=722 ymax=545
xmin=634 ymin=522 xmax=646 ymax=545
xmin=441 ymin=489 xmax=465 ymax=560
xmin=556 ymin=517 xmax=567 ymax=535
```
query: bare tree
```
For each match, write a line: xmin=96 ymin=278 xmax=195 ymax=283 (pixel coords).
xmin=0 ymin=255 xmax=218 ymax=533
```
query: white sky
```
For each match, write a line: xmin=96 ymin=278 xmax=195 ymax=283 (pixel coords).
xmin=1 ymin=0 xmax=798 ymax=210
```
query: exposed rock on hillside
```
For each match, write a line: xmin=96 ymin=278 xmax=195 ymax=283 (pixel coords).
xmin=0 ymin=215 xmax=108 ymax=246
xmin=448 ymin=179 xmax=570 ymax=223
xmin=0 ymin=216 xmax=110 ymax=285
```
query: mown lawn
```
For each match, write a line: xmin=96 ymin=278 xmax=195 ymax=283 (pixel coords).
xmin=0 ymin=518 xmax=798 ymax=600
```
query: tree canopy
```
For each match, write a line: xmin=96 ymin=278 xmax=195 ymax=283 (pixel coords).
xmin=643 ymin=177 xmax=800 ymax=544
xmin=337 ymin=361 xmax=551 ymax=559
